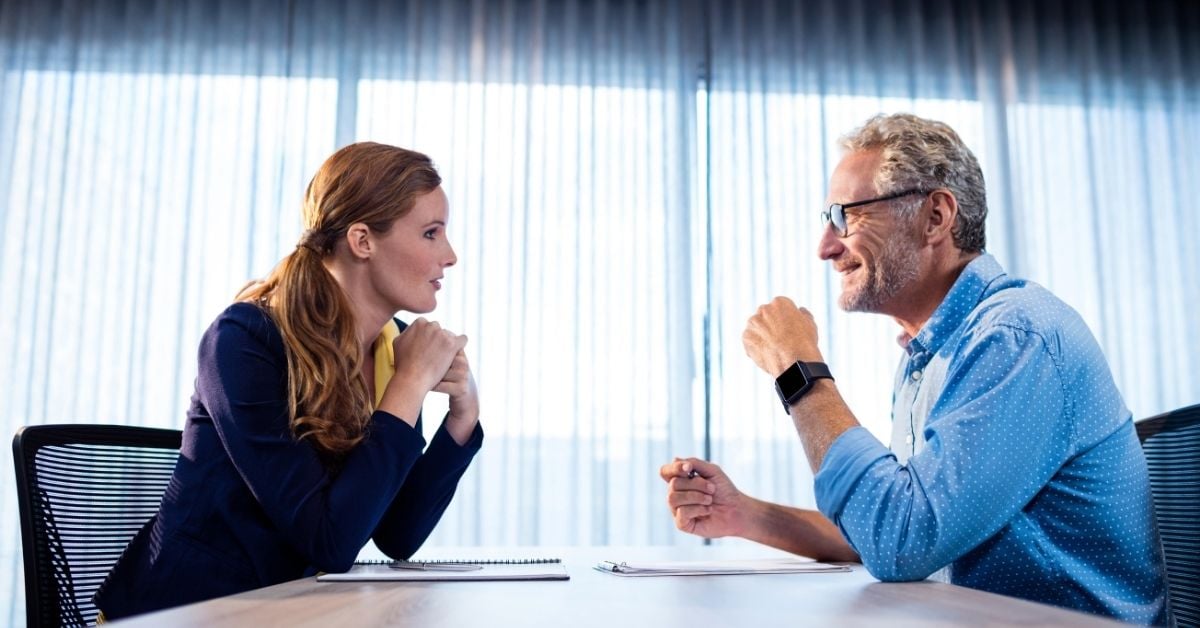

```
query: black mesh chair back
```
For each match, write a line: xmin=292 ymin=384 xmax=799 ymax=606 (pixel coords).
xmin=1137 ymin=403 xmax=1200 ymax=627
xmin=12 ymin=424 xmax=182 ymax=628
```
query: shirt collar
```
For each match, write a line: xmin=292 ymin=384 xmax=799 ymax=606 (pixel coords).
xmin=901 ymin=253 xmax=1005 ymax=356
xmin=372 ymin=320 xmax=400 ymax=408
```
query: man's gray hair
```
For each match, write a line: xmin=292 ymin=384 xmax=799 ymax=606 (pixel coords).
xmin=839 ymin=113 xmax=987 ymax=252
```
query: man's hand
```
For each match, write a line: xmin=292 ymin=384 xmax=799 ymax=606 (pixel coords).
xmin=659 ymin=458 xmax=748 ymax=539
xmin=742 ymin=296 xmax=823 ymax=377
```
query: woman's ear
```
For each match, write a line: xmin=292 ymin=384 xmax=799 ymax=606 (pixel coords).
xmin=343 ymin=223 xmax=373 ymax=260
xmin=924 ymin=189 xmax=959 ymax=246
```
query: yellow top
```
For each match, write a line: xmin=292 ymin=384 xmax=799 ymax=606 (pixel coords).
xmin=371 ymin=320 xmax=401 ymax=408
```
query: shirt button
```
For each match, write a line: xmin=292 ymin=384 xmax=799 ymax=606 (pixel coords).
xmin=905 ymin=434 xmax=914 ymax=445
xmin=911 ymin=370 xmax=923 ymax=381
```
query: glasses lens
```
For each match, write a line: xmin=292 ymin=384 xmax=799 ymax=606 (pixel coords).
xmin=830 ymin=204 xmax=847 ymax=236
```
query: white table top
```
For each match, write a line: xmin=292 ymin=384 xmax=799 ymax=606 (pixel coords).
xmin=110 ymin=545 xmax=1121 ymax=627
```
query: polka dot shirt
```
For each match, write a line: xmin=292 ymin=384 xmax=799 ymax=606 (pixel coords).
xmin=813 ymin=254 xmax=1169 ymax=625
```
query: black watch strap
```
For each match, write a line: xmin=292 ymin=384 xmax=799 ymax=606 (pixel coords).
xmin=774 ymin=361 xmax=834 ymax=414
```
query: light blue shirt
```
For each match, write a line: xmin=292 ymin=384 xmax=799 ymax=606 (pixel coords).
xmin=813 ymin=254 xmax=1170 ymax=625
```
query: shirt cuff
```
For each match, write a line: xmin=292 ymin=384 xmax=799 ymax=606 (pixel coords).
xmin=814 ymin=426 xmax=894 ymax=521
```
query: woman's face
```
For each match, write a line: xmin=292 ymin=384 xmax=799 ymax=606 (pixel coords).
xmin=369 ymin=186 xmax=457 ymax=314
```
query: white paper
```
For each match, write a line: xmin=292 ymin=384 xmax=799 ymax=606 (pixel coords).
xmin=593 ymin=557 xmax=851 ymax=577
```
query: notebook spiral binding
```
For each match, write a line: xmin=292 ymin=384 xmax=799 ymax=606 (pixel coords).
xmin=355 ymin=558 xmax=562 ymax=565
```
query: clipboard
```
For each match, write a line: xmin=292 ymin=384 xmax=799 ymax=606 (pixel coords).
xmin=593 ymin=557 xmax=850 ymax=577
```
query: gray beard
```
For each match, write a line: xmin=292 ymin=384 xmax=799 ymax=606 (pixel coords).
xmin=839 ymin=236 xmax=920 ymax=313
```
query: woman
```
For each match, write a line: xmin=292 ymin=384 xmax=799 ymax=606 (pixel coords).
xmin=95 ymin=142 xmax=482 ymax=619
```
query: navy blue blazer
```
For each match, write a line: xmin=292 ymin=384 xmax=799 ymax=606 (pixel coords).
xmin=95 ymin=303 xmax=483 ymax=618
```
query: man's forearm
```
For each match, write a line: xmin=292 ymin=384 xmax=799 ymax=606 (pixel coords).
xmin=788 ymin=379 xmax=860 ymax=472
xmin=740 ymin=496 xmax=860 ymax=562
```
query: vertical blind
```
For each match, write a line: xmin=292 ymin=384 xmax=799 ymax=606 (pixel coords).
xmin=2 ymin=0 xmax=1197 ymax=623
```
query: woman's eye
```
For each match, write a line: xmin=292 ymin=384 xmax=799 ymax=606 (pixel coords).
xmin=424 ymin=228 xmax=438 ymax=239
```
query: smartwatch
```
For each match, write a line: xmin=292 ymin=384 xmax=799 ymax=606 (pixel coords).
xmin=774 ymin=361 xmax=834 ymax=414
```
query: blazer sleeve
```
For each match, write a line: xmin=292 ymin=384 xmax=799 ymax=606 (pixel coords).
xmin=372 ymin=417 xmax=483 ymax=558
xmin=198 ymin=304 xmax=428 ymax=572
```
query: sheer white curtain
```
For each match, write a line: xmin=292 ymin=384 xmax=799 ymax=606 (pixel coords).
xmin=344 ymin=0 xmax=705 ymax=547
xmin=0 ymin=2 xmax=345 ymax=620
xmin=1 ymin=0 xmax=1197 ymax=623
xmin=702 ymin=0 xmax=1200 ymax=514
xmin=0 ymin=1 xmax=704 ymax=621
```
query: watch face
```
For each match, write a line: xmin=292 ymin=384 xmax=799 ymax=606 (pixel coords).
xmin=776 ymin=363 xmax=810 ymax=397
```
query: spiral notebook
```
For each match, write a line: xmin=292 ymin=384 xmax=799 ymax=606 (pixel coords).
xmin=316 ymin=558 xmax=569 ymax=582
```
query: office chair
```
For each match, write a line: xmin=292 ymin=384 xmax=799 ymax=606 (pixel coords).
xmin=1137 ymin=403 xmax=1200 ymax=627
xmin=13 ymin=424 xmax=181 ymax=628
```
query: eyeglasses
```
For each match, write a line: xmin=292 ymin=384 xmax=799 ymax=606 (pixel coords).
xmin=820 ymin=188 xmax=929 ymax=238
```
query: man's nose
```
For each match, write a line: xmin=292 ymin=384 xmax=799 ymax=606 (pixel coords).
xmin=817 ymin=222 xmax=843 ymax=261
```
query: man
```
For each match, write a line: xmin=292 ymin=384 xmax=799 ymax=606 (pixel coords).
xmin=661 ymin=113 xmax=1169 ymax=624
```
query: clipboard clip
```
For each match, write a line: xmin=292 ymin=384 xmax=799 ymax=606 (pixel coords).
xmin=389 ymin=561 xmax=484 ymax=572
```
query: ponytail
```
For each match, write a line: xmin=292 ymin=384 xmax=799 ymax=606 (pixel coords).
xmin=236 ymin=245 xmax=371 ymax=461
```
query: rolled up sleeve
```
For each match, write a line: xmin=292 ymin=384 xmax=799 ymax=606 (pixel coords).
xmin=814 ymin=324 xmax=1071 ymax=582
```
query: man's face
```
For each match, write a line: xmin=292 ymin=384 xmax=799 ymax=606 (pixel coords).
xmin=818 ymin=150 xmax=923 ymax=314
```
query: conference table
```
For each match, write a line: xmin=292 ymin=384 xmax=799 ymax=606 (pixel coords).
xmin=111 ymin=545 xmax=1121 ymax=626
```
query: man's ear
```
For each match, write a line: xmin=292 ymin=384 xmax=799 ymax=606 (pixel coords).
xmin=924 ymin=189 xmax=959 ymax=246
xmin=344 ymin=223 xmax=373 ymax=260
